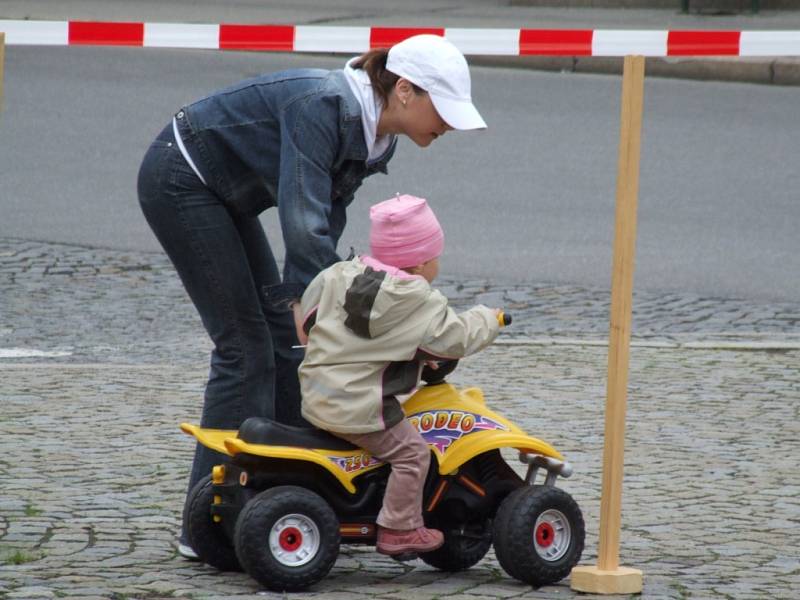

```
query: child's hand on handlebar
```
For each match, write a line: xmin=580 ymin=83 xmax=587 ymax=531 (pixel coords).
xmin=493 ymin=309 xmax=512 ymax=327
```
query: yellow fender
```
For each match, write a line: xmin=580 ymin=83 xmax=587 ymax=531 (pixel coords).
xmin=180 ymin=423 xmax=382 ymax=494
xmin=436 ymin=430 xmax=561 ymax=474
xmin=402 ymin=384 xmax=563 ymax=474
xmin=223 ymin=438 xmax=382 ymax=494
xmin=180 ymin=423 xmax=235 ymax=456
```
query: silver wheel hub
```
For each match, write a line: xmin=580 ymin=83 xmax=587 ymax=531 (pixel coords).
xmin=269 ymin=513 xmax=320 ymax=567
xmin=533 ymin=508 xmax=571 ymax=562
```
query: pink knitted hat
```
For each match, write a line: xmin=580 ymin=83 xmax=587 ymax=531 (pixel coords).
xmin=369 ymin=195 xmax=444 ymax=268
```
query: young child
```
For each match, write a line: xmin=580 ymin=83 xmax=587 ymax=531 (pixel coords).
xmin=296 ymin=194 xmax=500 ymax=556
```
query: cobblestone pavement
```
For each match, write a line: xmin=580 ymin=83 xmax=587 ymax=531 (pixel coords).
xmin=2 ymin=238 xmax=798 ymax=365
xmin=1 ymin=237 xmax=799 ymax=599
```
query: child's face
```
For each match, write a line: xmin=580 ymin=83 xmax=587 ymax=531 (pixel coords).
xmin=416 ymin=257 xmax=440 ymax=283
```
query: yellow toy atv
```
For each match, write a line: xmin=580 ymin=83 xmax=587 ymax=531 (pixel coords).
xmin=181 ymin=349 xmax=584 ymax=592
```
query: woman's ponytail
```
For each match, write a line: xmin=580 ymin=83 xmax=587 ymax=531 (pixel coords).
xmin=351 ymin=48 xmax=423 ymax=107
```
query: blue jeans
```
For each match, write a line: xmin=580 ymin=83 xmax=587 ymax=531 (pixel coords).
xmin=137 ymin=125 xmax=306 ymax=541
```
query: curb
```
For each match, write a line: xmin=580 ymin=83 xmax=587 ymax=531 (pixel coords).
xmin=496 ymin=337 xmax=800 ymax=350
xmin=3 ymin=339 xmax=798 ymax=366
xmin=469 ymin=54 xmax=800 ymax=85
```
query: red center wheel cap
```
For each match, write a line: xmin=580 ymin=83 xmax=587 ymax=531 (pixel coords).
xmin=535 ymin=522 xmax=555 ymax=548
xmin=279 ymin=527 xmax=303 ymax=552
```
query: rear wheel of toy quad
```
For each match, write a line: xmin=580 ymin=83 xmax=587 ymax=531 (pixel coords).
xmin=185 ymin=474 xmax=242 ymax=571
xmin=234 ymin=485 xmax=340 ymax=592
xmin=420 ymin=517 xmax=493 ymax=572
xmin=493 ymin=485 xmax=584 ymax=587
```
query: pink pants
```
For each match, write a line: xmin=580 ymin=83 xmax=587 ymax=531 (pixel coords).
xmin=336 ymin=419 xmax=430 ymax=530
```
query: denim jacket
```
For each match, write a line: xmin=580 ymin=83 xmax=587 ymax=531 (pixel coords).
xmin=173 ymin=68 xmax=397 ymax=305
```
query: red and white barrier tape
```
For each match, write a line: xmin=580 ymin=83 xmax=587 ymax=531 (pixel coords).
xmin=2 ymin=20 xmax=800 ymax=56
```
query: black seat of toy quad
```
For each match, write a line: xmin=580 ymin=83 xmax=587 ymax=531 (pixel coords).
xmin=238 ymin=417 xmax=358 ymax=451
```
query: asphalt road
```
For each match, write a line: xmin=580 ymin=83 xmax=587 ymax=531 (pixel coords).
xmin=1 ymin=45 xmax=798 ymax=302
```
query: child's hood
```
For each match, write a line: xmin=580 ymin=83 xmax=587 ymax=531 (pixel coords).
xmin=342 ymin=256 xmax=432 ymax=339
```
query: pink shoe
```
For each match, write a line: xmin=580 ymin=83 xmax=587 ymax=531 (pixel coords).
xmin=376 ymin=526 xmax=444 ymax=555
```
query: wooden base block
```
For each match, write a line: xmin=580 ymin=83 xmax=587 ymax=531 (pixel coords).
xmin=570 ymin=565 xmax=643 ymax=594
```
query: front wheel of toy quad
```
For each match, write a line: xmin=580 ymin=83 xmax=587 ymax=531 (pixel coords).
xmin=493 ymin=485 xmax=584 ymax=587
xmin=420 ymin=518 xmax=493 ymax=572
xmin=185 ymin=474 xmax=242 ymax=571
xmin=234 ymin=485 xmax=340 ymax=592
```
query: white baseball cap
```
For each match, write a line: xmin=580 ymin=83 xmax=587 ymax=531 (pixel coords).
xmin=386 ymin=34 xmax=487 ymax=131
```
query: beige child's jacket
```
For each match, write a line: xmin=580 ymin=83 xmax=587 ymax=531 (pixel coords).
xmin=298 ymin=256 xmax=500 ymax=434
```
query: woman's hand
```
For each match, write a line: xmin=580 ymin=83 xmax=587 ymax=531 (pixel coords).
xmin=292 ymin=301 xmax=308 ymax=346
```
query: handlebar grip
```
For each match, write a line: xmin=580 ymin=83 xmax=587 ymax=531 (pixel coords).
xmin=497 ymin=311 xmax=512 ymax=327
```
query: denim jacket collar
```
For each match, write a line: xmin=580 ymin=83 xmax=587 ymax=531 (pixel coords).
xmin=328 ymin=70 xmax=396 ymax=171
xmin=329 ymin=71 xmax=367 ymax=161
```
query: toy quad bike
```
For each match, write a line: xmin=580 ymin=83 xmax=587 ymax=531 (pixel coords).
xmin=181 ymin=336 xmax=585 ymax=592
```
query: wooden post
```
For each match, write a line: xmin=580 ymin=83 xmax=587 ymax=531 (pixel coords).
xmin=570 ymin=55 xmax=645 ymax=595
xmin=0 ymin=33 xmax=5 ymax=113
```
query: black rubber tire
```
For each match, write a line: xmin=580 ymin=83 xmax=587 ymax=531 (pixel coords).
xmin=493 ymin=485 xmax=585 ymax=587
xmin=234 ymin=485 xmax=340 ymax=592
xmin=419 ymin=518 xmax=493 ymax=572
xmin=185 ymin=474 xmax=242 ymax=572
